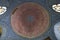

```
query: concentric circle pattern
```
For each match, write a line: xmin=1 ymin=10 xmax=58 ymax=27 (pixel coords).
xmin=11 ymin=2 xmax=49 ymax=38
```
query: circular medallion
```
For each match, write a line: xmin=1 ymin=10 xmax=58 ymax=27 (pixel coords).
xmin=11 ymin=2 xmax=49 ymax=38
xmin=54 ymin=22 xmax=60 ymax=40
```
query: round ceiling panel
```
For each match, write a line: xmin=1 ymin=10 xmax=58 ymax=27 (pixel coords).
xmin=11 ymin=2 xmax=50 ymax=38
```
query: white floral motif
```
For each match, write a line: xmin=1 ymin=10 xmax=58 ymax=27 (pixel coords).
xmin=52 ymin=4 xmax=60 ymax=12
xmin=0 ymin=6 xmax=7 ymax=15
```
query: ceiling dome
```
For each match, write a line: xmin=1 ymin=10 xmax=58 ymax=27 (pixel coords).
xmin=11 ymin=2 xmax=49 ymax=38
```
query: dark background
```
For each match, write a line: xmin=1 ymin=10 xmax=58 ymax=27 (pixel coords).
xmin=0 ymin=0 xmax=60 ymax=40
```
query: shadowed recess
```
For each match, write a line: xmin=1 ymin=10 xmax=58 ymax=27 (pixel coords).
xmin=0 ymin=27 xmax=2 ymax=37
